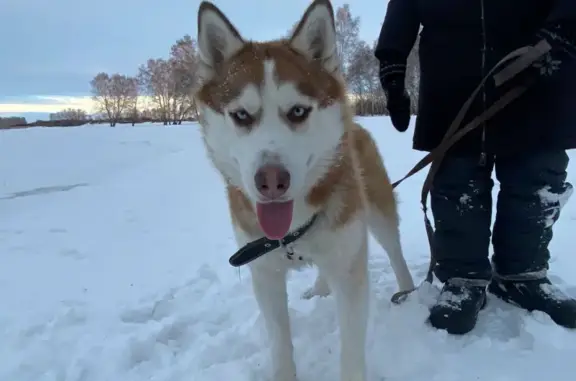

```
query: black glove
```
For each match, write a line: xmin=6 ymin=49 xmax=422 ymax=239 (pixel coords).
xmin=379 ymin=62 xmax=411 ymax=132
xmin=385 ymin=85 xmax=411 ymax=132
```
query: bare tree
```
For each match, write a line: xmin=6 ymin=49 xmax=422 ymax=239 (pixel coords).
xmin=129 ymin=99 xmax=139 ymax=126
xmin=335 ymin=4 xmax=360 ymax=79
xmin=138 ymin=36 xmax=199 ymax=125
xmin=90 ymin=73 xmax=114 ymax=124
xmin=169 ymin=35 xmax=199 ymax=124
xmin=90 ymin=73 xmax=138 ymax=126
xmin=138 ymin=59 xmax=172 ymax=125
xmin=49 ymin=108 xmax=89 ymax=121
xmin=348 ymin=41 xmax=387 ymax=115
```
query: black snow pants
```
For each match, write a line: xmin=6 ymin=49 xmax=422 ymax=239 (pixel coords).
xmin=431 ymin=150 xmax=573 ymax=283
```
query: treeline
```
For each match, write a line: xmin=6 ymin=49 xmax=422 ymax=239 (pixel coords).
xmin=43 ymin=3 xmax=419 ymax=128
xmin=88 ymin=34 xmax=198 ymax=126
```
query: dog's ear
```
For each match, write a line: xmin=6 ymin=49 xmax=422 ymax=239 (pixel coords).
xmin=289 ymin=0 xmax=338 ymax=73
xmin=197 ymin=1 xmax=244 ymax=80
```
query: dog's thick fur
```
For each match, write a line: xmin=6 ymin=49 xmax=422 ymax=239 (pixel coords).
xmin=194 ymin=1 xmax=415 ymax=380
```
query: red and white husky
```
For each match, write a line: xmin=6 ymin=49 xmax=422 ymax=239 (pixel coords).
xmin=194 ymin=1 xmax=414 ymax=379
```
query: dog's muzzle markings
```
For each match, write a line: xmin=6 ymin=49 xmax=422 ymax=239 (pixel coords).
xmin=229 ymin=214 xmax=319 ymax=267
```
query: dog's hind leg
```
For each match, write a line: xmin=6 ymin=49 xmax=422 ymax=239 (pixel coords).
xmin=353 ymin=125 xmax=415 ymax=292
xmin=366 ymin=187 xmax=415 ymax=292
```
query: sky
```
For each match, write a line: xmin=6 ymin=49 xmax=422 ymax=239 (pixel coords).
xmin=0 ymin=0 xmax=386 ymax=122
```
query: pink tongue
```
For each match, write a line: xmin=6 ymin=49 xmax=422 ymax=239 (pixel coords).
xmin=256 ymin=200 xmax=294 ymax=240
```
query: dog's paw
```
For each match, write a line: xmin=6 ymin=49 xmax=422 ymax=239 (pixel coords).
xmin=301 ymin=280 xmax=331 ymax=300
xmin=300 ymin=287 xmax=330 ymax=300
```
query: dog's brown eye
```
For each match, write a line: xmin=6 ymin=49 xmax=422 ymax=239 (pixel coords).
xmin=229 ymin=109 xmax=254 ymax=128
xmin=286 ymin=105 xmax=312 ymax=124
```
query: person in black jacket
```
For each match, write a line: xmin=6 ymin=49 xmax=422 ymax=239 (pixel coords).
xmin=375 ymin=0 xmax=576 ymax=335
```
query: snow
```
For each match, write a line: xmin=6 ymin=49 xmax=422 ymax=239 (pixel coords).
xmin=537 ymin=184 xmax=574 ymax=228
xmin=1 ymin=117 xmax=575 ymax=381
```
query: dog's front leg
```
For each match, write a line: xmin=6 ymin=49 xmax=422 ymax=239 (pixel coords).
xmin=322 ymin=248 xmax=369 ymax=381
xmin=249 ymin=263 xmax=297 ymax=381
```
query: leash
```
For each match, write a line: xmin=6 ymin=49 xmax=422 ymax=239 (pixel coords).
xmin=388 ymin=39 xmax=552 ymax=304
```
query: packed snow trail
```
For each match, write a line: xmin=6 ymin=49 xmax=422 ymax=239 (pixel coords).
xmin=0 ymin=118 xmax=575 ymax=381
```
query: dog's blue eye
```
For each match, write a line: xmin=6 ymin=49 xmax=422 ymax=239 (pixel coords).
xmin=286 ymin=105 xmax=312 ymax=123
xmin=292 ymin=107 xmax=305 ymax=116
xmin=229 ymin=109 xmax=255 ymax=128
xmin=234 ymin=110 xmax=249 ymax=119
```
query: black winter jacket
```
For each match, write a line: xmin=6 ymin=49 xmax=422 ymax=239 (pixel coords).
xmin=375 ymin=0 xmax=576 ymax=157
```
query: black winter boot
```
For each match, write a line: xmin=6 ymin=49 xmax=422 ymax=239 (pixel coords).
xmin=488 ymin=277 xmax=576 ymax=329
xmin=428 ymin=280 xmax=488 ymax=335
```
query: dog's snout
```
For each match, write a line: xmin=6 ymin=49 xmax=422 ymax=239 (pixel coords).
xmin=254 ymin=165 xmax=291 ymax=200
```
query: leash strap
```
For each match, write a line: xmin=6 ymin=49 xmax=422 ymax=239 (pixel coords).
xmin=229 ymin=214 xmax=318 ymax=267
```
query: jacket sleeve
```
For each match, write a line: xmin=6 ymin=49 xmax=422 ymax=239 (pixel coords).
xmin=546 ymin=0 xmax=576 ymax=24
xmin=374 ymin=0 xmax=421 ymax=86
xmin=541 ymin=0 xmax=576 ymax=57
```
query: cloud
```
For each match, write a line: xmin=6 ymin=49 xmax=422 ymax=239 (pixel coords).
xmin=0 ymin=96 xmax=94 ymax=114
xmin=0 ymin=95 xmax=157 ymax=117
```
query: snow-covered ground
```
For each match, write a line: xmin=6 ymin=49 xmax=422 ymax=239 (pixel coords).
xmin=1 ymin=117 xmax=575 ymax=381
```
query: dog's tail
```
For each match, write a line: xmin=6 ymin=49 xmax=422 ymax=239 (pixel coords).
xmin=351 ymin=125 xmax=415 ymax=292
